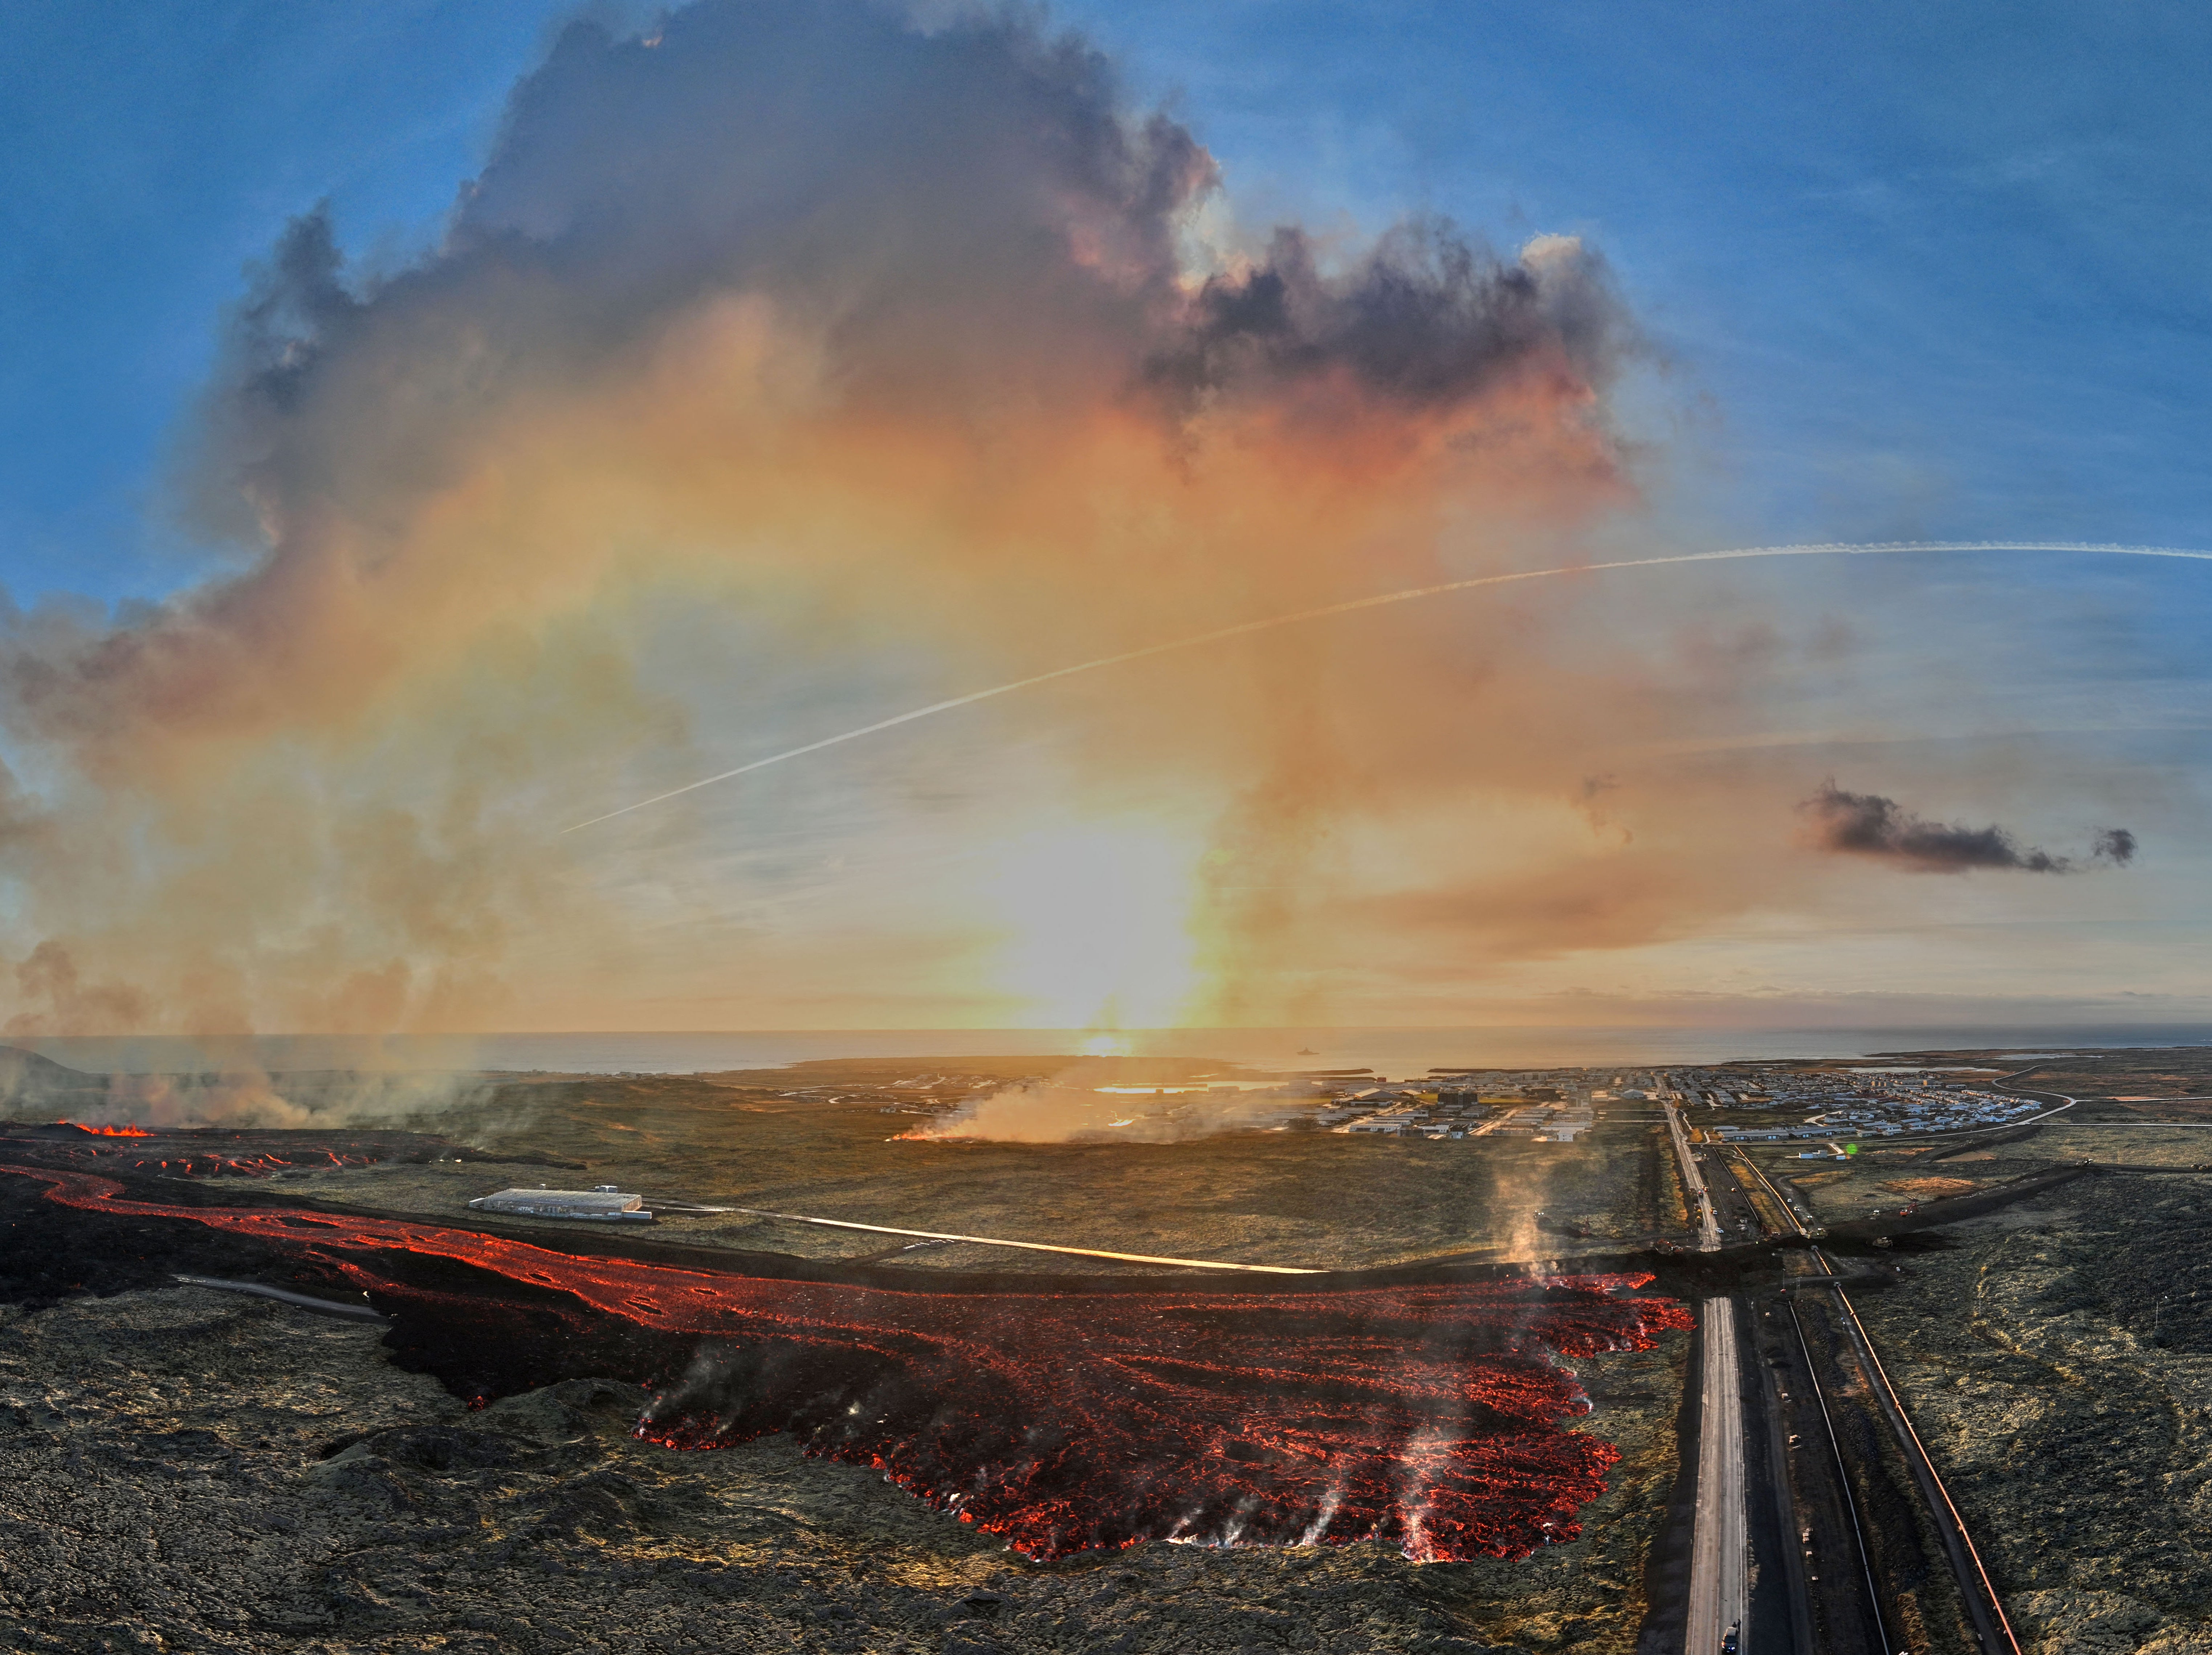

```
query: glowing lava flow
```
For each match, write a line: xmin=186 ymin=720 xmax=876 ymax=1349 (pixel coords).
xmin=0 ymin=1124 xmax=383 ymax=1178
xmin=6 ymin=1165 xmax=1691 ymax=1561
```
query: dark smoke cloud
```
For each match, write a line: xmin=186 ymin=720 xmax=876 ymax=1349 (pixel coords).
xmin=1150 ymin=220 xmax=1630 ymax=411
xmin=1803 ymin=784 xmax=2137 ymax=874
xmin=2093 ymin=827 xmax=2138 ymax=865
xmin=0 ymin=0 xmax=1649 ymax=1038
xmin=8 ymin=0 xmax=1636 ymax=767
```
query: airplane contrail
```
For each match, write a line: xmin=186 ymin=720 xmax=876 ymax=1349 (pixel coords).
xmin=564 ymin=540 xmax=2212 ymax=833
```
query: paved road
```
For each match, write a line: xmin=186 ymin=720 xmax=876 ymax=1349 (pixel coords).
xmin=1727 ymin=1139 xmax=2025 ymax=1654
xmin=1665 ymin=1104 xmax=1747 ymax=1654
xmin=1726 ymin=1150 xmax=1808 ymax=1239
xmin=1664 ymin=1101 xmax=1723 ymax=1250
xmin=1687 ymin=1296 xmax=1748 ymax=1655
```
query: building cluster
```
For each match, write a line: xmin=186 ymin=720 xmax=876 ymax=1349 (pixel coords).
xmin=1326 ymin=1090 xmax=1490 ymax=1139
xmin=1311 ymin=1069 xmax=1622 ymax=1142
xmin=1665 ymin=1067 xmax=2043 ymax=1140
xmin=1632 ymin=1069 xmax=1755 ymax=1106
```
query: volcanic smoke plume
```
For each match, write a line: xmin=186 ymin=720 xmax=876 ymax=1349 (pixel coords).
xmin=1802 ymin=783 xmax=2138 ymax=874
xmin=12 ymin=1164 xmax=1690 ymax=1562
xmin=0 ymin=0 xmax=1686 ymax=1043
xmin=10 ymin=0 xmax=2111 ymax=1044
xmin=904 ymin=1064 xmax=1301 ymax=1143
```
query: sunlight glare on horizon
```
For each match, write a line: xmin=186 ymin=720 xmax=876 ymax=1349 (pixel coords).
xmin=985 ymin=817 xmax=1203 ymax=1031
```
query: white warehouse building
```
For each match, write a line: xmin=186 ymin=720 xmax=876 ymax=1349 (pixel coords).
xmin=468 ymin=1185 xmax=654 ymax=1222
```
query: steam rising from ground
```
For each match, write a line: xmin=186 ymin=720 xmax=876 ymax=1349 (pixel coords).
xmin=904 ymin=1066 xmax=1305 ymax=1144
xmin=905 ymin=1062 xmax=1575 ymax=1269
xmin=0 ymin=1041 xmax=502 ymax=1131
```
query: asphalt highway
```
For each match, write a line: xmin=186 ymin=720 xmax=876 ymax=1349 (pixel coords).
xmin=1712 ymin=1134 xmax=2026 ymax=1654
xmin=1665 ymin=1103 xmax=1749 ymax=1655
xmin=1688 ymin=1294 xmax=1748 ymax=1655
xmin=1655 ymin=1086 xmax=2207 ymax=1651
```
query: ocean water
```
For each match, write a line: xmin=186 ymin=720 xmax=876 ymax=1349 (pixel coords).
xmin=17 ymin=1024 xmax=2212 ymax=1081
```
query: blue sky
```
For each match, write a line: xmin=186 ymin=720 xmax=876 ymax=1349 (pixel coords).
xmin=1067 ymin=0 xmax=2212 ymax=550
xmin=5 ymin=0 xmax=2207 ymax=608
xmin=0 ymin=1 xmax=564 ymax=601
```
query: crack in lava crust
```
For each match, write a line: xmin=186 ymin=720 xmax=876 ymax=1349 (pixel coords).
xmin=7 ymin=1165 xmax=1690 ymax=1561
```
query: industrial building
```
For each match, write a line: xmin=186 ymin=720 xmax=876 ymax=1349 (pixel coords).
xmin=468 ymin=1185 xmax=653 ymax=1222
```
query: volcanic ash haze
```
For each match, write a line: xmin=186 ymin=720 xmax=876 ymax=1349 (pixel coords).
xmin=0 ymin=0 xmax=2025 ymax=1044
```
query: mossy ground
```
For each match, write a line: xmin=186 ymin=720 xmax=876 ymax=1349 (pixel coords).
xmin=266 ymin=1077 xmax=1682 ymax=1273
xmin=1837 ymin=1168 xmax=2212 ymax=1655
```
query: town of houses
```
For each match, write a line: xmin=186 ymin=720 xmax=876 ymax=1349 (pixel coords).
xmin=1649 ymin=1066 xmax=2045 ymax=1140
xmin=1298 ymin=1064 xmax=2040 ymax=1146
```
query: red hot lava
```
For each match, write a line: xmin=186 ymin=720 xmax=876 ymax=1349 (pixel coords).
xmin=1 ymin=1125 xmax=383 ymax=1178
xmin=5 ymin=1165 xmax=1690 ymax=1562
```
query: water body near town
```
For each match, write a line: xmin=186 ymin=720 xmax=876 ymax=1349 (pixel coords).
xmin=15 ymin=1024 xmax=2212 ymax=1078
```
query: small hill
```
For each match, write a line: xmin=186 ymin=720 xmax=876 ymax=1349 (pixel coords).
xmin=0 ymin=1045 xmax=103 ymax=1104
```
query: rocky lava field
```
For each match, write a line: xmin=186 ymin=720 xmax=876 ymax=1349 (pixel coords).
xmin=0 ymin=1103 xmax=1695 ymax=1654
xmin=1827 ymin=1140 xmax=2212 ymax=1655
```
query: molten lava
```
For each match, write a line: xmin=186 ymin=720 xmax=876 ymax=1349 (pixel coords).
xmin=0 ymin=1122 xmax=431 ymax=1178
xmin=4 ymin=1164 xmax=1691 ymax=1562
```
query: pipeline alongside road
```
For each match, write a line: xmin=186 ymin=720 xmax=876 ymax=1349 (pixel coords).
xmin=1810 ymin=1249 xmax=2022 ymax=1655
xmin=720 ymin=1205 xmax=1327 ymax=1274
xmin=1661 ymin=1087 xmax=2212 ymax=1653
xmin=175 ymin=1274 xmax=390 ymax=1324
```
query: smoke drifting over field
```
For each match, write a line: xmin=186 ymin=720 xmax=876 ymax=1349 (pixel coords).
xmin=9 ymin=2 xmax=1625 ymax=778
xmin=905 ymin=1068 xmax=1299 ymax=1144
xmin=0 ymin=1038 xmax=492 ymax=1130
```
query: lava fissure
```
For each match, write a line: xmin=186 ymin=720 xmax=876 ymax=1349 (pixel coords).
xmin=4 ymin=1162 xmax=1690 ymax=1561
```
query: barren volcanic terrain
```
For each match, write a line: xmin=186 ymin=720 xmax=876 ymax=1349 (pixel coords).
xmin=1842 ymin=1172 xmax=2212 ymax=1655
xmin=1 ymin=1059 xmax=1697 ymax=1654
xmin=0 ymin=1286 xmax=1686 ymax=1654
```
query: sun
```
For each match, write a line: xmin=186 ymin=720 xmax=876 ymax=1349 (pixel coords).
xmin=985 ymin=816 xmax=1203 ymax=1030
